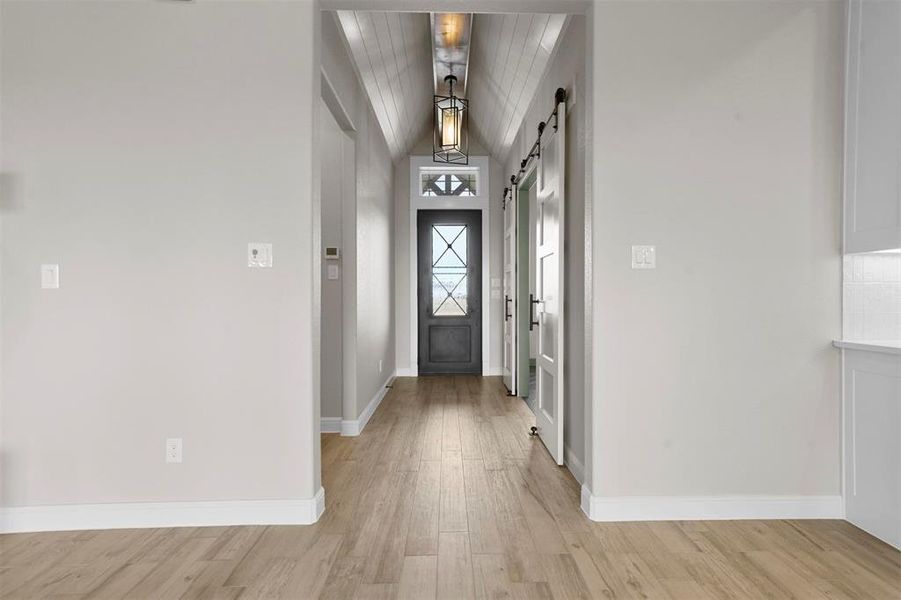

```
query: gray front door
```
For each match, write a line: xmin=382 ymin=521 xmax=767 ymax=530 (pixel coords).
xmin=417 ymin=210 xmax=482 ymax=374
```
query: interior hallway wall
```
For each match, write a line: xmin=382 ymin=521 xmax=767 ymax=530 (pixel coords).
xmin=589 ymin=0 xmax=844 ymax=498
xmin=0 ymin=0 xmax=320 ymax=507
xmin=319 ymin=100 xmax=345 ymax=421
xmin=505 ymin=15 xmax=588 ymax=480
xmin=321 ymin=13 xmax=396 ymax=422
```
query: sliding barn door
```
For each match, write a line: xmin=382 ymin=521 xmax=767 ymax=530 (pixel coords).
xmin=533 ymin=95 xmax=566 ymax=465
xmin=502 ymin=187 xmax=517 ymax=394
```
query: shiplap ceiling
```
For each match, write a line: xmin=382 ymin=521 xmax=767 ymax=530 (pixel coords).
xmin=468 ymin=13 xmax=567 ymax=160
xmin=336 ymin=11 xmax=433 ymax=160
xmin=335 ymin=11 xmax=566 ymax=162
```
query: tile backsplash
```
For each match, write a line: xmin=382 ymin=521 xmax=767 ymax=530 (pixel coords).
xmin=843 ymin=253 xmax=901 ymax=340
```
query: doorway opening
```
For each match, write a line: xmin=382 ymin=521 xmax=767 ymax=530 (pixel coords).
xmin=417 ymin=210 xmax=483 ymax=374
xmin=517 ymin=169 xmax=538 ymax=408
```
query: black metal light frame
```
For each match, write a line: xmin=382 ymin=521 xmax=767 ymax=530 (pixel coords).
xmin=433 ymin=75 xmax=469 ymax=165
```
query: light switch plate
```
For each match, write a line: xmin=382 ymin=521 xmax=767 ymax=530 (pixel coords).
xmin=248 ymin=243 xmax=273 ymax=268
xmin=631 ymin=245 xmax=656 ymax=269
xmin=327 ymin=264 xmax=339 ymax=280
xmin=41 ymin=264 xmax=60 ymax=289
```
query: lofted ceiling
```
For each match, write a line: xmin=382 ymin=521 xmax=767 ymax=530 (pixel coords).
xmin=335 ymin=10 xmax=567 ymax=163
xmin=336 ymin=11 xmax=434 ymax=160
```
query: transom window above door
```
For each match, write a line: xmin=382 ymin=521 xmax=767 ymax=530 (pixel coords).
xmin=420 ymin=169 xmax=478 ymax=197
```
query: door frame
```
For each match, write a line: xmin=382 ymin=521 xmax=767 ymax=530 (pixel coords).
xmin=408 ymin=155 xmax=491 ymax=376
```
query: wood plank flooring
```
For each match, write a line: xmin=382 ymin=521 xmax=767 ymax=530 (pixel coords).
xmin=2 ymin=375 xmax=899 ymax=599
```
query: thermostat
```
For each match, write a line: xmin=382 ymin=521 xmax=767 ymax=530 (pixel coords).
xmin=325 ymin=246 xmax=341 ymax=260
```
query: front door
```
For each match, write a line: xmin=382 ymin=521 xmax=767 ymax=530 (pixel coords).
xmin=417 ymin=210 xmax=482 ymax=374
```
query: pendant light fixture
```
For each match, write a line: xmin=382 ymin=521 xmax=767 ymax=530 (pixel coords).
xmin=433 ymin=73 xmax=469 ymax=165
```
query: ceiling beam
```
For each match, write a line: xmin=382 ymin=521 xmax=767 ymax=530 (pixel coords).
xmin=320 ymin=0 xmax=589 ymax=15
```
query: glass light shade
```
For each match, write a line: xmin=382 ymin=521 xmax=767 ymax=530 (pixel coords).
xmin=433 ymin=92 xmax=468 ymax=165
xmin=441 ymin=106 xmax=460 ymax=148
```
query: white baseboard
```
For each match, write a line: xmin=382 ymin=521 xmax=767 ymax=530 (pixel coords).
xmin=0 ymin=487 xmax=326 ymax=534
xmin=341 ymin=372 xmax=394 ymax=436
xmin=395 ymin=366 xmax=417 ymax=377
xmin=564 ymin=446 xmax=585 ymax=485
xmin=580 ymin=487 xmax=843 ymax=521
xmin=321 ymin=417 xmax=342 ymax=433
xmin=483 ymin=366 xmax=504 ymax=376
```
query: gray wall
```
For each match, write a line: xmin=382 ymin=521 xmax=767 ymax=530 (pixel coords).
xmin=321 ymin=13 xmax=395 ymax=421
xmin=505 ymin=15 xmax=588 ymax=478
xmin=319 ymin=101 xmax=346 ymax=420
xmin=0 ymin=0 xmax=320 ymax=506
xmin=589 ymin=0 xmax=844 ymax=496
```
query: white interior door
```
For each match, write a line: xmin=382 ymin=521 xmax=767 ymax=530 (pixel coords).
xmin=502 ymin=187 xmax=517 ymax=393
xmin=533 ymin=97 xmax=566 ymax=464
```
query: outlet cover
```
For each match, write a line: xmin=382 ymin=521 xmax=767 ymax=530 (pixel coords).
xmin=166 ymin=438 xmax=183 ymax=463
xmin=41 ymin=264 xmax=60 ymax=289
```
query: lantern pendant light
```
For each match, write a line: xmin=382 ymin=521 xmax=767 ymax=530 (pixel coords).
xmin=433 ymin=74 xmax=469 ymax=165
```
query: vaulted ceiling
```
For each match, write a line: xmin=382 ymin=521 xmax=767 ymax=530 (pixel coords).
xmin=335 ymin=11 xmax=567 ymax=163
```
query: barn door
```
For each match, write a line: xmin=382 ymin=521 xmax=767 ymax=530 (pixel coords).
xmin=502 ymin=186 xmax=517 ymax=394
xmin=533 ymin=92 xmax=566 ymax=464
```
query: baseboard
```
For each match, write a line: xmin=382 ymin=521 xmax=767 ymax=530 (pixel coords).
xmin=564 ymin=446 xmax=585 ymax=485
xmin=321 ymin=417 xmax=342 ymax=434
xmin=395 ymin=366 xmax=417 ymax=377
xmin=579 ymin=488 xmax=843 ymax=521
xmin=483 ymin=366 xmax=504 ymax=376
xmin=341 ymin=372 xmax=394 ymax=436
xmin=0 ymin=487 xmax=326 ymax=534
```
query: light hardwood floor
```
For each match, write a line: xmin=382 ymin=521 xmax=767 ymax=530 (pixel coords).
xmin=1 ymin=375 xmax=899 ymax=599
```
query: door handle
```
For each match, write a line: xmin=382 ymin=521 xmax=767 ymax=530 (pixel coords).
xmin=504 ymin=295 xmax=512 ymax=321
xmin=529 ymin=294 xmax=541 ymax=331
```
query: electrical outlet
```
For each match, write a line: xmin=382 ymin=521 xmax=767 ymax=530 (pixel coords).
xmin=166 ymin=438 xmax=183 ymax=463
xmin=41 ymin=264 xmax=60 ymax=289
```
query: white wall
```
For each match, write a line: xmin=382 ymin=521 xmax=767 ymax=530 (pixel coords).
xmin=0 ymin=1 xmax=320 ymax=508
xmin=321 ymin=12 xmax=395 ymax=420
xmin=505 ymin=16 xmax=588 ymax=477
xmin=589 ymin=0 xmax=844 ymax=499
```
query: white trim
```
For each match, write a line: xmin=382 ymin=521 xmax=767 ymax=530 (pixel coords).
xmin=579 ymin=488 xmax=843 ymax=522
xmin=0 ymin=487 xmax=326 ymax=534
xmin=321 ymin=417 xmax=342 ymax=433
xmin=483 ymin=366 xmax=504 ymax=376
xmin=395 ymin=367 xmax=416 ymax=377
xmin=564 ymin=446 xmax=585 ymax=485
xmin=340 ymin=372 xmax=394 ymax=436
xmin=409 ymin=156 xmax=491 ymax=376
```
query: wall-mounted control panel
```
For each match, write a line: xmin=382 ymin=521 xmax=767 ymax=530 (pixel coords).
xmin=325 ymin=246 xmax=341 ymax=260
xmin=631 ymin=245 xmax=656 ymax=269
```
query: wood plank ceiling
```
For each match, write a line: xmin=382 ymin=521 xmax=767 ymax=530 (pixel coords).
xmin=336 ymin=11 xmax=434 ymax=160
xmin=335 ymin=11 xmax=567 ymax=163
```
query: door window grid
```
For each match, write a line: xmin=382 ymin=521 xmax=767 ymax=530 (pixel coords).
xmin=431 ymin=225 xmax=468 ymax=316
xmin=421 ymin=172 xmax=477 ymax=197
